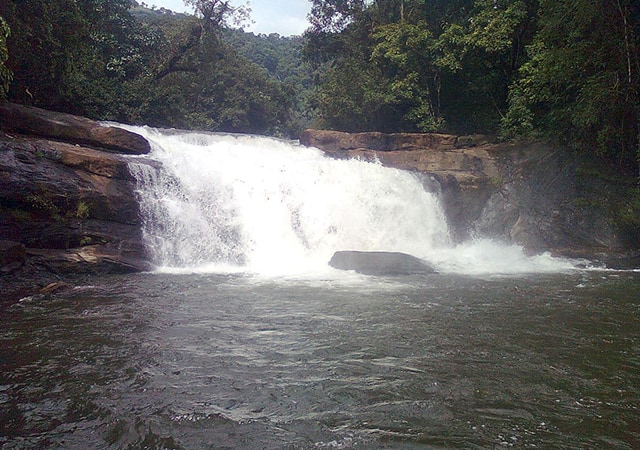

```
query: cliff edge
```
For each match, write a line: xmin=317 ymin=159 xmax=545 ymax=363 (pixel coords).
xmin=301 ymin=129 xmax=639 ymax=267
xmin=0 ymin=103 xmax=155 ymax=280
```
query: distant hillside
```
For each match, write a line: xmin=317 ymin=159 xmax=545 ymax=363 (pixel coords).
xmin=222 ymin=29 xmax=317 ymax=129
xmin=131 ymin=4 xmax=317 ymax=134
xmin=130 ymin=5 xmax=188 ymax=19
xmin=223 ymin=30 xmax=308 ymax=83
xmin=131 ymin=5 xmax=311 ymax=89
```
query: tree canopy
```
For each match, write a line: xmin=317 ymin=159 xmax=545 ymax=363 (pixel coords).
xmin=0 ymin=0 xmax=639 ymax=174
xmin=304 ymin=0 xmax=640 ymax=174
xmin=502 ymin=0 xmax=640 ymax=171
xmin=0 ymin=0 xmax=305 ymax=137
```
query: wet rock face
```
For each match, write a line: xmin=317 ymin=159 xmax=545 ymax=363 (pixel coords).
xmin=0 ymin=240 xmax=26 ymax=273
xmin=302 ymin=129 xmax=633 ymax=260
xmin=0 ymin=104 xmax=155 ymax=274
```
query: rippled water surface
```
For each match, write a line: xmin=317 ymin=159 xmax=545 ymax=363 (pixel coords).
xmin=1 ymin=271 xmax=639 ymax=449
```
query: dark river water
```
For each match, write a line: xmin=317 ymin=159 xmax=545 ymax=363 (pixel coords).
xmin=1 ymin=270 xmax=639 ymax=449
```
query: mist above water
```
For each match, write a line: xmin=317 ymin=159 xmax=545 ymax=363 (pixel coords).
xmin=127 ymin=127 xmax=577 ymax=276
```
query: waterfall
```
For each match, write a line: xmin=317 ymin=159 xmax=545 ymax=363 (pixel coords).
xmin=126 ymin=126 xmax=576 ymax=276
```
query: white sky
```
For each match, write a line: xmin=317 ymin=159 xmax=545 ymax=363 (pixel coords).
xmin=147 ymin=0 xmax=312 ymax=36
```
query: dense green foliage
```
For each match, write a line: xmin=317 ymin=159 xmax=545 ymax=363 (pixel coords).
xmin=222 ymin=29 xmax=316 ymax=135
xmin=1 ymin=0 xmax=640 ymax=176
xmin=305 ymin=0 xmax=640 ymax=174
xmin=0 ymin=0 xmax=307 ymax=137
xmin=304 ymin=0 xmax=536 ymax=134
xmin=502 ymin=0 xmax=640 ymax=171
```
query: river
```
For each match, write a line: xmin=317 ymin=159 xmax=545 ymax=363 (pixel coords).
xmin=1 ymin=270 xmax=639 ymax=448
xmin=1 ymin=129 xmax=639 ymax=448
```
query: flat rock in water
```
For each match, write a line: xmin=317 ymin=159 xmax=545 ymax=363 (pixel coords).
xmin=329 ymin=250 xmax=436 ymax=276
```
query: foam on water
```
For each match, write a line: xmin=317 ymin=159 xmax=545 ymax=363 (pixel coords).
xmin=126 ymin=126 xmax=578 ymax=276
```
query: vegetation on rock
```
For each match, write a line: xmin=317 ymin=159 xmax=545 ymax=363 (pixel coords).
xmin=0 ymin=16 xmax=10 ymax=100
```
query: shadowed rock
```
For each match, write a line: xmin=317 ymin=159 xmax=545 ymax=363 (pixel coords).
xmin=0 ymin=240 xmax=26 ymax=273
xmin=329 ymin=250 xmax=436 ymax=276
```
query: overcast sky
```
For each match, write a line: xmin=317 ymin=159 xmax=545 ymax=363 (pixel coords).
xmin=147 ymin=0 xmax=312 ymax=36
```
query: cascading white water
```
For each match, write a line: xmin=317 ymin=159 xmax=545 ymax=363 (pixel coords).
xmin=126 ymin=126 xmax=577 ymax=276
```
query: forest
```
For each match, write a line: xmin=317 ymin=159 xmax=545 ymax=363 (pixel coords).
xmin=0 ymin=0 xmax=639 ymax=177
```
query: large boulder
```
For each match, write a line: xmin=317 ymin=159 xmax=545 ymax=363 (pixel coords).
xmin=329 ymin=250 xmax=436 ymax=276
xmin=0 ymin=102 xmax=150 ymax=155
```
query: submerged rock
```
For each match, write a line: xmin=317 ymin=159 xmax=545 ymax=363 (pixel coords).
xmin=329 ymin=250 xmax=436 ymax=276
xmin=40 ymin=281 xmax=72 ymax=295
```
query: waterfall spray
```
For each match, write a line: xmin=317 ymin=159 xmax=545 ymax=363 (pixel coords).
xmin=126 ymin=126 xmax=576 ymax=276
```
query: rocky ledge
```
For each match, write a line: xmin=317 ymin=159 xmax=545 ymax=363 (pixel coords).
xmin=301 ymin=129 xmax=639 ymax=266
xmin=0 ymin=102 xmax=150 ymax=155
xmin=0 ymin=103 xmax=155 ymax=284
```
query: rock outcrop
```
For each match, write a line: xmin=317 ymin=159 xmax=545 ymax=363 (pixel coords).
xmin=0 ymin=103 xmax=155 ymax=275
xmin=301 ymin=129 xmax=638 ymax=263
xmin=0 ymin=240 xmax=26 ymax=273
xmin=0 ymin=102 xmax=150 ymax=155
